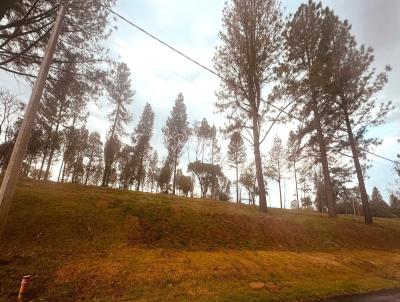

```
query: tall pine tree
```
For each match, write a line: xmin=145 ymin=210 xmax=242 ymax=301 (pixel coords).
xmin=162 ymin=93 xmax=189 ymax=195
xmin=286 ymin=131 xmax=301 ymax=210
xmin=265 ymin=135 xmax=286 ymax=208
xmin=282 ymin=1 xmax=338 ymax=217
xmin=370 ymin=187 xmax=392 ymax=218
xmin=102 ymin=62 xmax=134 ymax=186
xmin=214 ymin=0 xmax=284 ymax=212
xmin=84 ymin=132 xmax=103 ymax=185
xmin=132 ymin=103 xmax=155 ymax=191
xmin=325 ymin=14 xmax=393 ymax=224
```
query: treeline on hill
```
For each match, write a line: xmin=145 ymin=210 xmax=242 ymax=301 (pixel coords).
xmin=0 ymin=0 xmax=399 ymax=222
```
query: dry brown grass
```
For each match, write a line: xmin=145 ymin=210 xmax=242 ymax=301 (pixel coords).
xmin=0 ymin=179 xmax=399 ymax=301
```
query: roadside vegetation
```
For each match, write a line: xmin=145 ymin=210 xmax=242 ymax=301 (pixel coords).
xmin=1 ymin=180 xmax=399 ymax=301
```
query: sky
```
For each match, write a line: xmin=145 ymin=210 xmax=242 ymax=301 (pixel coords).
xmin=0 ymin=0 xmax=399 ymax=206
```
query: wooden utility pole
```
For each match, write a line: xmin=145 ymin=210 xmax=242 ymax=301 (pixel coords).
xmin=0 ymin=3 xmax=66 ymax=238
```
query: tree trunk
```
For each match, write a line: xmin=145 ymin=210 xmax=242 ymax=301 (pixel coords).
xmin=352 ymin=199 xmax=357 ymax=216
xmin=57 ymin=158 xmax=64 ymax=182
xmin=342 ymin=104 xmax=373 ymax=224
xmin=284 ymin=180 xmax=287 ymax=209
xmin=278 ymin=177 xmax=282 ymax=209
xmin=122 ymin=165 xmax=130 ymax=189
xmin=278 ymin=159 xmax=283 ymax=208
xmin=71 ymin=157 xmax=78 ymax=183
xmin=252 ymin=115 xmax=267 ymax=212
xmin=61 ymin=159 xmax=67 ymax=183
xmin=136 ymin=154 xmax=144 ymax=191
xmin=293 ymin=160 xmax=300 ymax=210
xmin=101 ymin=166 xmax=109 ymax=187
xmin=236 ymin=164 xmax=239 ymax=203
xmin=101 ymin=158 xmax=111 ymax=186
xmin=84 ymin=152 xmax=93 ymax=186
xmin=110 ymin=105 xmax=120 ymax=140
xmin=172 ymin=152 xmax=177 ymax=195
xmin=312 ymin=100 xmax=337 ymax=217
xmin=101 ymin=104 xmax=120 ymax=187
xmin=201 ymin=142 xmax=204 ymax=163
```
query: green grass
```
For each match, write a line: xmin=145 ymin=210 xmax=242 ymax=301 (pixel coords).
xmin=0 ymin=179 xmax=399 ymax=301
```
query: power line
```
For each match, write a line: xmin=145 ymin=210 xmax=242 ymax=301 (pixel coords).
xmin=99 ymin=2 xmax=399 ymax=165
xmin=98 ymin=2 xmax=301 ymax=121
xmin=97 ymin=2 xmax=222 ymax=80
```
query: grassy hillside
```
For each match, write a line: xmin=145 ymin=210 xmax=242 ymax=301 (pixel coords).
xmin=1 ymin=179 xmax=400 ymax=301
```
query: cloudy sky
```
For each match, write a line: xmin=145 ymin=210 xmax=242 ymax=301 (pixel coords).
xmin=1 ymin=0 xmax=399 ymax=205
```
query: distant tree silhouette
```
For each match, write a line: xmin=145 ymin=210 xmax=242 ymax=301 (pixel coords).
xmin=84 ymin=132 xmax=103 ymax=185
xmin=132 ymin=103 xmax=155 ymax=190
xmin=176 ymin=169 xmax=194 ymax=197
xmin=265 ymin=135 xmax=286 ymax=208
xmin=66 ymin=127 xmax=89 ymax=183
xmin=301 ymin=196 xmax=313 ymax=210
xmin=0 ymin=89 xmax=23 ymax=142
xmin=158 ymin=157 xmax=173 ymax=194
xmin=370 ymin=187 xmax=392 ymax=218
xmin=40 ymin=58 xmax=84 ymax=180
xmin=147 ymin=151 xmax=160 ymax=193
xmin=103 ymin=136 xmax=121 ymax=187
xmin=286 ymin=131 xmax=300 ymax=210
xmin=227 ymin=132 xmax=246 ymax=203
xmin=240 ymin=164 xmax=258 ymax=205
xmin=192 ymin=118 xmax=213 ymax=163
xmin=188 ymin=161 xmax=223 ymax=198
xmin=118 ymin=144 xmax=134 ymax=189
xmin=389 ymin=193 xmax=400 ymax=217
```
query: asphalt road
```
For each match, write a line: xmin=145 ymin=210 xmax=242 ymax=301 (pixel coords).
xmin=324 ymin=289 xmax=400 ymax=302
